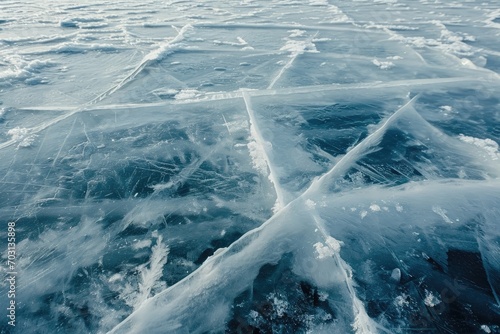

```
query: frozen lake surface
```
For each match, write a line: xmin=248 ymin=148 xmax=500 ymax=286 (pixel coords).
xmin=1 ymin=0 xmax=500 ymax=333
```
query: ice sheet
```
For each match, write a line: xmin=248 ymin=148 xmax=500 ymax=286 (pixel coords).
xmin=1 ymin=0 xmax=499 ymax=333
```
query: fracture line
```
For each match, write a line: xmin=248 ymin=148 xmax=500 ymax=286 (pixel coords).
xmin=242 ymin=91 xmax=286 ymax=210
xmin=305 ymin=95 xmax=418 ymax=195
xmin=0 ymin=76 xmax=488 ymax=153
xmin=267 ymin=32 xmax=318 ymax=89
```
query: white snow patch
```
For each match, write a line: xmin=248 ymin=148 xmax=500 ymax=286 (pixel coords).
xmin=314 ymin=236 xmax=343 ymax=259
xmin=394 ymin=294 xmax=410 ymax=307
xmin=174 ymin=89 xmax=201 ymax=100
xmin=458 ymin=134 xmax=500 ymax=160
xmin=152 ymin=88 xmax=179 ymax=99
xmin=326 ymin=236 xmax=342 ymax=252
xmin=360 ymin=210 xmax=368 ymax=219
xmin=247 ymin=140 xmax=269 ymax=175
xmin=389 ymin=21 xmax=475 ymax=57
xmin=314 ymin=242 xmax=331 ymax=259
xmin=237 ymin=36 xmax=248 ymax=45
xmin=386 ymin=55 xmax=403 ymax=60
xmin=369 ymin=204 xmax=381 ymax=212
xmin=280 ymin=39 xmax=318 ymax=54
xmin=268 ymin=293 xmax=288 ymax=317
xmin=288 ymin=29 xmax=306 ymax=37
xmin=313 ymin=37 xmax=332 ymax=42
xmin=7 ymin=127 xmax=37 ymax=148
xmin=424 ymin=290 xmax=441 ymax=307
xmin=372 ymin=59 xmax=395 ymax=70
xmin=0 ymin=56 xmax=56 ymax=85
xmin=145 ymin=24 xmax=193 ymax=62
xmin=318 ymin=292 xmax=329 ymax=301
xmin=440 ymin=105 xmax=452 ymax=112
xmin=305 ymin=199 xmax=316 ymax=209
